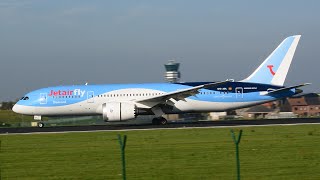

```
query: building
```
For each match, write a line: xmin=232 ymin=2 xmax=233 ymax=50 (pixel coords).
xmin=281 ymin=93 xmax=320 ymax=117
xmin=164 ymin=60 xmax=181 ymax=83
xmin=243 ymin=105 xmax=273 ymax=119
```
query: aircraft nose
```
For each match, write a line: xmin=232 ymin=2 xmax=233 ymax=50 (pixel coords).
xmin=12 ymin=104 xmax=22 ymax=114
xmin=12 ymin=104 xmax=34 ymax=115
xmin=12 ymin=104 xmax=17 ymax=113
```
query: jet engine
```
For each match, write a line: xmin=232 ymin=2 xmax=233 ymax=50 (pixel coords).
xmin=102 ymin=102 xmax=137 ymax=121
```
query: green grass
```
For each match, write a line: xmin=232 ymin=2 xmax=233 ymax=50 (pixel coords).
xmin=0 ymin=110 xmax=93 ymax=127
xmin=0 ymin=124 xmax=320 ymax=179
xmin=0 ymin=110 xmax=34 ymax=124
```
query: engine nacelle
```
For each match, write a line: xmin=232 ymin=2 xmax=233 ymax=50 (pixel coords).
xmin=102 ymin=102 xmax=137 ymax=121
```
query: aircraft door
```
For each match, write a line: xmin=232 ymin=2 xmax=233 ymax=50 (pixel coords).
xmin=87 ymin=91 xmax=94 ymax=103
xmin=235 ymin=87 xmax=243 ymax=98
xmin=40 ymin=93 xmax=47 ymax=104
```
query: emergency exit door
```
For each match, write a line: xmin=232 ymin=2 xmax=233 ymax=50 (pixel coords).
xmin=235 ymin=87 xmax=243 ymax=98
xmin=87 ymin=91 xmax=94 ymax=103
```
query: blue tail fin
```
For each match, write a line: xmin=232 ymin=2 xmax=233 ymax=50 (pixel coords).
xmin=242 ymin=35 xmax=301 ymax=86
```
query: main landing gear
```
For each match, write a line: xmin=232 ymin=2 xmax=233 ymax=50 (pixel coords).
xmin=152 ymin=117 xmax=168 ymax=125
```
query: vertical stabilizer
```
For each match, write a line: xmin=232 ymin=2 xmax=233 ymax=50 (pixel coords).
xmin=242 ymin=35 xmax=301 ymax=86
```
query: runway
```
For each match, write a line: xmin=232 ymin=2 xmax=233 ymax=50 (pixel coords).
xmin=0 ymin=118 xmax=319 ymax=134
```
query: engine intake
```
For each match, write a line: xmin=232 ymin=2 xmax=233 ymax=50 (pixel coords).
xmin=102 ymin=102 xmax=137 ymax=121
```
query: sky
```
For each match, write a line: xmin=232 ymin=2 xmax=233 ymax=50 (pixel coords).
xmin=0 ymin=0 xmax=319 ymax=101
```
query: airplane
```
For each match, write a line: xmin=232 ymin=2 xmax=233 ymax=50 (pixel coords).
xmin=12 ymin=35 xmax=310 ymax=127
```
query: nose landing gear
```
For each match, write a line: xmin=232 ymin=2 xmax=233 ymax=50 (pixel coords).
xmin=37 ymin=122 xmax=44 ymax=128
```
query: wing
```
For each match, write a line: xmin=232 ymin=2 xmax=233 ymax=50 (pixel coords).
xmin=136 ymin=80 xmax=229 ymax=107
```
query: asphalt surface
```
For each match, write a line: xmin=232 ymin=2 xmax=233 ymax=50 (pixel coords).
xmin=0 ymin=118 xmax=319 ymax=134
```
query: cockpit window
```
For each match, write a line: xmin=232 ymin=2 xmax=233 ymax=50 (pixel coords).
xmin=22 ymin=96 xmax=29 ymax=100
xmin=20 ymin=97 xmax=25 ymax=100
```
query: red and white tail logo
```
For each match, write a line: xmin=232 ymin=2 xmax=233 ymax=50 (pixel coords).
xmin=267 ymin=65 xmax=275 ymax=76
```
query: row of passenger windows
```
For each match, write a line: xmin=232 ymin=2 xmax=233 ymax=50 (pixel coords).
xmin=50 ymin=91 xmax=230 ymax=99
xmin=97 ymin=92 xmax=164 ymax=98
xmin=199 ymin=91 xmax=229 ymax=94
xmin=96 ymin=91 xmax=229 ymax=98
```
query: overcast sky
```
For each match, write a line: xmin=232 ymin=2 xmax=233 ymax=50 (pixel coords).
xmin=0 ymin=0 xmax=319 ymax=101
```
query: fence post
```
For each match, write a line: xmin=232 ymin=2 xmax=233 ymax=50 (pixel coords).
xmin=0 ymin=140 xmax=2 ymax=180
xmin=118 ymin=134 xmax=127 ymax=180
xmin=231 ymin=129 xmax=243 ymax=180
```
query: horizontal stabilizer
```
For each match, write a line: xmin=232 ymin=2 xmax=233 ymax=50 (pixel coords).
xmin=266 ymin=83 xmax=311 ymax=95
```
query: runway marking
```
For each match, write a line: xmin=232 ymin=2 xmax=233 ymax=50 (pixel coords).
xmin=1 ymin=122 xmax=320 ymax=136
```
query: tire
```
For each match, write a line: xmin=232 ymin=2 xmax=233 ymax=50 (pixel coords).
xmin=38 ymin=122 xmax=44 ymax=128
xmin=152 ymin=117 xmax=167 ymax=125
xmin=159 ymin=117 xmax=167 ymax=125
xmin=152 ymin=118 xmax=160 ymax=125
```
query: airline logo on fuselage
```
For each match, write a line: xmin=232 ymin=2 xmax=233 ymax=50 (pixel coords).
xmin=48 ymin=89 xmax=85 ymax=97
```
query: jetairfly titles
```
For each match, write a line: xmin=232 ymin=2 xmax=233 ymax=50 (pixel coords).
xmin=48 ymin=89 xmax=85 ymax=97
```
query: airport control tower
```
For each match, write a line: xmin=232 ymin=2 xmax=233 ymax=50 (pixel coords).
xmin=164 ymin=60 xmax=181 ymax=83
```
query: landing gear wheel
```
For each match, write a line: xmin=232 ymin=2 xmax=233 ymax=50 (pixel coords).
xmin=38 ymin=122 xmax=44 ymax=128
xmin=152 ymin=117 xmax=168 ymax=125
xmin=152 ymin=118 xmax=159 ymax=125
xmin=159 ymin=117 xmax=167 ymax=125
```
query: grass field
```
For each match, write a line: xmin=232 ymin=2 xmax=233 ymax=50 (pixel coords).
xmin=0 ymin=110 xmax=34 ymax=124
xmin=0 ymin=110 xmax=95 ymax=127
xmin=0 ymin=124 xmax=320 ymax=180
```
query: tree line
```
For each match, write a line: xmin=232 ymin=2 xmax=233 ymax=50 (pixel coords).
xmin=0 ymin=101 xmax=15 ymax=110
